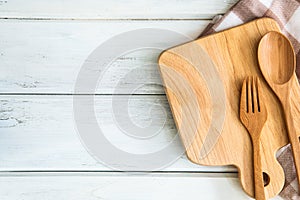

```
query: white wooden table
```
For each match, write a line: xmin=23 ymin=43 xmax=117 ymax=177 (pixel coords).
xmin=0 ymin=0 xmax=282 ymax=199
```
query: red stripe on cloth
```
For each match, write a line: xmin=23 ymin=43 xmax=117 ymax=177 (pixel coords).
xmin=278 ymin=146 xmax=297 ymax=183
xmin=277 ymin=146 xmax=299 ymax=199
xmin=297 ymin=52 xmax=300 ymax=79
xmin=200 ymin=23 xmax=216 ymax=37
xmin=265 ymin=0 xmax=299 ymax=27
xmin=232 ymin=0 xmax=268 ymax=21
xmin=280 ymin=184 xmax=298 ymax=200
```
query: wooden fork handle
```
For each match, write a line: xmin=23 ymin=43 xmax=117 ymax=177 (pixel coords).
xmin=252 ymin=137 xmax=267 ymax=200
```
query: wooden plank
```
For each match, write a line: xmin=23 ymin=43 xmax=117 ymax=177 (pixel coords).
xmin=0 ymin=20 xmax=209 ymax=94
xmin=0 ymin=0 xmax=238 ymax=19
xmin=0 ymin=95 xmax=235 ymax=172
xmin=0 ymin=172 xmax=273 ymax=200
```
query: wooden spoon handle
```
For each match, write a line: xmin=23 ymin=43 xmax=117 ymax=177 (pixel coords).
xmin=285 ymin=104 xmax=300 ymax=190
xmin=253 ymin=138 xmax=267 ymax=200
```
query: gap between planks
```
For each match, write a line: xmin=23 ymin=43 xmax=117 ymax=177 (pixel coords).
xmin=0 ymin=18 xmax=214 ymax=21
xmin=0 ymin=93 xmax=167 ymax=96
xmin=0 ymin=171 xmax=237 ymax=177
xmin=0 ymin=0 xmax=238 ymax=20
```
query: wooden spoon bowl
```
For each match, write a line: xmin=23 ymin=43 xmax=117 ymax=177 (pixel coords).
xmin=258 ymin=31 xmax=296 ymax=85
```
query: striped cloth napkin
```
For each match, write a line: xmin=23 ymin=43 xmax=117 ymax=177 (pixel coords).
xmin=199 ymin=0 xmax=300 ymax=199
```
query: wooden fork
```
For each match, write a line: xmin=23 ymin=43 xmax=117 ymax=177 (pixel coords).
xmin=240 ymin=76 xmax=268 ymax=200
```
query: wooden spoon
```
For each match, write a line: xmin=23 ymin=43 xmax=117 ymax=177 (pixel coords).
xmin=258 ymin=31 xmax=300 ymax=191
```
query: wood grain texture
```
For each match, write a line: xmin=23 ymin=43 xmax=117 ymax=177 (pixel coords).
xmin=158 ymin=18 xmax=289 ymax=198
xmin=0 ymin=20 xmax=209 ymax=94
xmin=258 ymin=31 xmax=300 ymax=191
xmin=0 ymin=0 xmax=238 ymax=19
xmin=0 ymin=95 xmax=235 ymax=172
xmin=0 ymin=172 xmax=268 ymax=200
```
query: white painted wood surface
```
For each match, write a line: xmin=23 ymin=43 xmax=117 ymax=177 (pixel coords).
xmin=0 ymin=20 xmax=209 ymax=94
xmin=0 ymin=172 xmax=254 ymax=200
xmin=0 ymin=95 xmax=235 ymax=172
xmin=0 ymin=0 xmax=284 ymax=199
xmin=0 ymin=172 xmax=282 ymax=200
xmin=0 ymin=0 xmax=238 ymax=19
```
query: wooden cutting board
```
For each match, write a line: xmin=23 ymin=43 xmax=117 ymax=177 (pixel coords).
xmin=158 ymin=18 xmax=291 ymax=198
